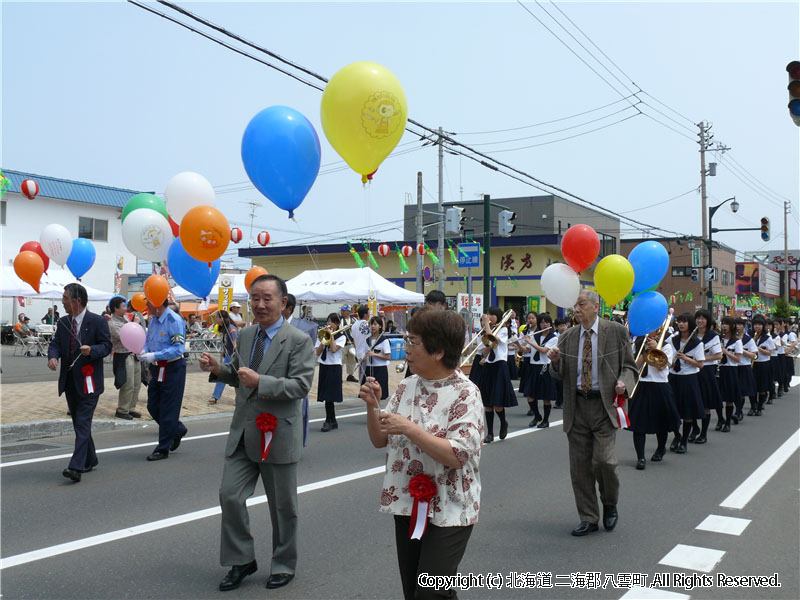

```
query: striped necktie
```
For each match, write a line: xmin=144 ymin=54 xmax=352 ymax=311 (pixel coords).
xmin=250 ymin=329 xmax=267 ymax=371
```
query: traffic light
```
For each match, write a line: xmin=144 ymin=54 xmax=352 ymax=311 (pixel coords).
xmin=760 ymin=217 xmax=770 ymax=241
xmin=787 ymin=61 xmax=800 ymax=126
xmin=445 ymin=206 xmax=465 ymax=235
xmin=690 ymin=268 xmax=699 ymax=282
xmin=498 ymin=209 xmax=516 ymax=237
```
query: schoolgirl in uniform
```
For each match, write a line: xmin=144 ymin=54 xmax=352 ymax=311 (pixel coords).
xmin=518 ymin=312 xmax=538 ymax=402
xmin=314 ymin=313 xmax=348 ymax=432
xmin=553 ymin=319 xmax=567 ymax=409
xmin=779 ymin=319 xmax=797 ymax=393
xmin=668 ymin=313 xmax=705 ymax=454
xmin=717 ymin=316 xmax=742 ymax=432
xmin=360 ymin=316 xmax=391 ymax=403
xmin=520 ymin=313 xmax=557 ymax=428
xmin=751 ymin=315 xmax=775 ymax=414
xmin=477 ymin=306 xmax=518 ymax=443
xmin=736 ymin=318 xmax=759 ymax=417
xmin=629 ymin=327 xmax=681 ymax=469
xmin=767 ymin=319 xmax=783 ymax=400
xmin=506 ymin=319 xmax=519 ymax=381
xmin=692 ymin=309 xmax=722 ymax=442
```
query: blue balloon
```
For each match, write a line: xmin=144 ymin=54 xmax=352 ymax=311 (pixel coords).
xmin=167 ymin=238 xmax=220 ymax=299
xmin=241 ymin=106 xmax=321 ymax=219
xmin=66 ymin=238 xmax=96 ymax=279
xmin=628 ymin=291 xmax=669 ymax=336
xmin=629 ymin=241 xmax=669 ymax=294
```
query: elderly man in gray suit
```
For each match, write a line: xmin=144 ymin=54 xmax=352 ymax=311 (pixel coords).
xmin=548 ymin=289 xmax=637 ymax=537
xmin=200 ymin=275 xmax=315 ymax=591
xmin=281 ymin=293 xmax=317 ymax=447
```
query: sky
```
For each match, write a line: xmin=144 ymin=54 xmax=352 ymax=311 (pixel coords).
xmin=3 ymin=1 xmax=798 ymax=271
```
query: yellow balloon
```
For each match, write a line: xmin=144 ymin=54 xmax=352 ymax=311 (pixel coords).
xmin=594 ymin=254 xmax=635 ymax=306
xmin=320 ymin=61 xmax=408 ymax=181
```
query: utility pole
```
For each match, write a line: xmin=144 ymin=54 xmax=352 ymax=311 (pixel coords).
xmin=785 ymin=200 xmax=790 ymax=303
xmin=698 ymin=121 xmax=710 ymax=304
xmin=437 ymin=127 xmax=445 ymax=292
xmin=416 ymin=172 xmax=423 ymax=294
xmin=483 ymin=194 xmax=491 ymax=307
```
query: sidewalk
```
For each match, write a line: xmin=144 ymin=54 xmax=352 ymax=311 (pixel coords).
xmin=1 ymin=361 xmax=407 ymax=442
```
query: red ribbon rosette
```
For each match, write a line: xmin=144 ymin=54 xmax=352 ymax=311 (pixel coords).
xmin=408 ymin=474 xmax=436 ymax=539
xmin=255 ymin=413 xmax=278 ymax=461
xmin=81 ymin=365 xmax=95 ymax=394
xmin=613 ymin=393 xmax=630 ymax=429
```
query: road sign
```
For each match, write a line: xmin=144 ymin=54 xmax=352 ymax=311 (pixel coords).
xmin=423 ymin=266 xmax=432 ymax=281
xmin=218 ymin=286 xmax=233 ymax=312
xmin=691 ymin=248 xmax=701 ymax=268
xmin=457 ymin=243 xmax=480 ymax=268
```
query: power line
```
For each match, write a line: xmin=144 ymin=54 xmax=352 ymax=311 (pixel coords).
xmin=622 ymin=188 xmax=698 ymax=214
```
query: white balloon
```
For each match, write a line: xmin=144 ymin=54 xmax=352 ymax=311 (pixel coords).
xmin=164 ymin=171 xmax=215 ymax=224
xmin=541 ymin=263 xmax=581 ymax=308
xmin=122 ymin=209 xmax=172 ymax=263
xmin=40 ymin=224 xmax=72 ymax=266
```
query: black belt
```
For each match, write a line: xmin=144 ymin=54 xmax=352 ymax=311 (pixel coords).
xmin=576 ymin=389 xmax=602 ymax=399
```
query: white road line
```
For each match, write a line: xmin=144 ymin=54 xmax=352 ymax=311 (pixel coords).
xmin=0 ymin=465 xmax=384 ymax=570
xmin=719 ymin=427 xmax=800 ymax=509
xmin=658 ymin=544 xmax=726 ymax=573
xmin=695 ymin=514 xmax=751 ymax=536
xmin=620 ymin=586 xmax=690 ymax=599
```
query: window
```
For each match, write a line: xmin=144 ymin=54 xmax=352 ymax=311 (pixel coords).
xmin=79 ymin=216 xmax=108 ymax=241
xmin=722 ymin=270 xmax=728 ymax=285
xmin=1 ymin=200 xmax=5 ymax=225
xmin=599 ymin=233 xmax=616 ymax=258
xmin=671 ymin=266 xmax=687 ymax=277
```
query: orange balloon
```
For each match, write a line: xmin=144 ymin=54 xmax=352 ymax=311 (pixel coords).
xmin=245 ymin=266 xmax=269 ymax=292
xmin=179 ymin=205 xmax=230 ymax=263
xmin=14 ymin=251 xmax=45 ymax=293
xmin=130 ymin=292 xmax=147 ymax=312
xmin=144 ymin=274 xmax=170 ymax=307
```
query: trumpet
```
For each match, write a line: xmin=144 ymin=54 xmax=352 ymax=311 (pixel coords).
xmin=460 ymin=309 xmax=513 ymax=368
xmin=317 ymin=323 xmax=353 ymax=346
xmin=645 ymin=313 xmax=675 ymax=369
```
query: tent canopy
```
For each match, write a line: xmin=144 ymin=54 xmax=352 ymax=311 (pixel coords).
xmin=1 ymin=266 xmax=116 ymax=301
xmin=172 ymin=273 xmax=249 ymax=302
xmin=286 ymin=268 xmax=425 ymax=304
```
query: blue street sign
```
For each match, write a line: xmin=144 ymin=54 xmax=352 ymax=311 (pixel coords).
xmin=423 ymin=266 xmax=432 ymax=281
xmin=457 ymin=243 xmax=480 ymax=268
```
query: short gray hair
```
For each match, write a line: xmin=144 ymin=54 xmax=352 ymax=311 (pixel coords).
xmin=579 ymin=289 xmax=600 ymax=304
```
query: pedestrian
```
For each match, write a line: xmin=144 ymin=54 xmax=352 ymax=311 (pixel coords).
xmin=228 ymin=301 xmax=246 ymax=328
xmin=521 ymin=313 xmax=558 ymax=428
xmin=752 ymin=315 xmax=775 ymax=413
xmin=423 ymin=289 xmax=447 ymax=310
xmin=547 ymin=289 xmax=637 ymax=536
xmin=359 ymin=307 xmax=483 ymax=600
xmin=41 ymin=307 xmax=55 ymax=325
xmin=47 ymin=283 xmax=111 ymax=482
xmin=315 ymin=312 xmax=347 ymax=432
xmin=209 ymin=310 xmax=238 ymax=405
xmin=718 ymin=317 xmax=742 ymax=429
xmin=199 ymin=274 xmax=315 ymax=592
xmin=735 ymin=318 xmax=759 ymax=417
xmin=338 ymin=304 xmax=357 ymax=382
xmin=359 ymin=316 xmax=391 ymax=402
xmin=476 ymin=306 xmax=517 ymax=444
xmin=137 ymin=299 xmax=188 ymax=461
xmin=692 ymin=309 xmax=722 ymax=442
xmin=107 ymin=296 xmax=143 ymax=420
xmin=350 ymin=305 xmax=371 ymax=382
xmin=667 ymin=313 xmax=705 ymax=453
xmin=282 ymin=294 xmax=317 ymax=447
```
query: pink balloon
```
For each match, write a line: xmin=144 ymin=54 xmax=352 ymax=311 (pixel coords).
xmin=120 ymin=322 xmax=146 ymax=354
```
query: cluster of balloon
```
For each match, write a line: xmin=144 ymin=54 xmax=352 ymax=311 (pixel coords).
xmin=257 ymin=231 xmax=270 ymax=246
xmin=540 ymin=225 xmax=601 ymax=308
xmin=37 ymin=223 xmax=97 ymax=279
xmin=241 ymin=106 xmax=321 ymax=219
xmin=245 ymin=266 xmax=269 ymax=292
xmin=626 ymin=241 xmax=671 ymax=335
xmin=168 ymin=238 xmax=221 ymax=300
xmin=121 ymin=193 xmax=172 ymax=263
xmin=321 ymin=61 xmax=408 ymax=184
xmin=21 ymin=179 xmax=39 ymax=200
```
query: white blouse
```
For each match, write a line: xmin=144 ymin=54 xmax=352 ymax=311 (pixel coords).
xmin=639 ymin=343 xmax=674 ymax=383
xmin=701 ymin=332 xmax=722 ymax=366
xmin=771 ymin=334 xmax=782 ymax=357
xmin=719 ymin=338 xmax=743 ymax=367
xmin=668 ymin=334 xmax=705 ymax=376
xmin=365 ymin=337 xmax=391 ymax=367
xmin=314 ymin=334 xmax=347 ymax=365
xmin=380 ymin=371 xmax=484 ymax=527
xmin=485 ymin=327 xmax=508 ymax=363
xmin=754 ymin=335 xmax=775 ymax=363
xmin=530 ymin=333 xmax=558 ymax=365
xmin=739 ymin=336 xmax=758 ymax=367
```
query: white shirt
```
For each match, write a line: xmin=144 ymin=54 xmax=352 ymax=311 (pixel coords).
xmin=668 ymin=333 xmax=705 ymax=376
xmin=701 ymin=331 xmax=722 ymax=366
xmin=719 ymin=338 xmax=743 ymax=367
xmin=352 ymin=319 xmax=371 ymax=360
xmin=771 ymin=333 xmax=782 ymax=357
xmin=68 ymin=308 xmax=88 ymax=344
xmin=506 ymin=332 xmax=517 ymax=357
xmin=485 ymin=327 xmax=508 ymax=363
xmin=754 ymin=334 xmax=775 ymax=363
xmin=365 ymin=336 xmax=391 ymax=367
xmin=739 ymin=336 xmax=758 ymax=367
xmin=576 ymin=318 xmax=600 ymax=391
xmin=640 ymin=343 xmax=674 ymax=383
xmin=315 ymin=334 xmax=347 ymax=365
xmin=530 ymin=332 xmax=558 ymax=365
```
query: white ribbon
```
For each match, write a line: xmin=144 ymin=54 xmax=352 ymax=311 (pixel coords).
xmin=410 ymin=501 xmax=429 ymax=540
xmin=85 ymin=375 xmax=94 ymax=394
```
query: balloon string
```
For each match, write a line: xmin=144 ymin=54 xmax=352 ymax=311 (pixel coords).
xmin=211 ymin=310 xmax=244 ymax=367
xmin=55 ymin=318 xmax=84 ymax=368
xmin=294 ymin=218 xmax=319 ymax=270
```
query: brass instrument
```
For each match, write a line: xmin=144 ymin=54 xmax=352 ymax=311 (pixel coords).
xmin=396 ymin=360 xmax=407 ymax=373
xmin=630 ymin=312 xmax=673 ymax=399
xmin=317 ymin=323 xmax=353 ymax=346
xmin=671 ymin=326 xmax=701 ymax=368
xmin=514 ymin=326 xmax=553 ymax=367
xmin=459 ymin=309 xmax=513 ymax=368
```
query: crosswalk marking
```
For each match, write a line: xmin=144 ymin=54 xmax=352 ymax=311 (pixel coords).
xmin=695 ymin=514 xmax=751 ymax=536
xmin=658 ymin=544 xmax=725 ymax=573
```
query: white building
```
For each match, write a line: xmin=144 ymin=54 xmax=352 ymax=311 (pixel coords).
xmin=2 ymin=169 xmax=145 ymax=322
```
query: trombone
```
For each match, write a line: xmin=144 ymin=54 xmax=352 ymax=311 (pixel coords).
xmin=317 ymin=323 xmax=353 ymax=346
xmin=459 ymin=309 xmax=513 ymax=368
xmin=630 ymin=312 xmax=674 ymax=399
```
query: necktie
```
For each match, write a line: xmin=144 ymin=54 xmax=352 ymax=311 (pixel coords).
xmin=321 ymin=343 xmax=328 ymax=362
xmin=642 ymin=363 xmax=649 ymax=378
xmin=69 ymin=318 xmax=78 ymax=359
xmin=250 ymin=329 xmax=267 ymax=371
xmin=581 ymin=330 xmax=593 ymax=393
xmin=488 ymin=348 xmax=496 ymax=361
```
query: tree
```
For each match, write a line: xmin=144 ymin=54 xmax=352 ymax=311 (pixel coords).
xmin=772 ymin=297 xmax=791 ymax=318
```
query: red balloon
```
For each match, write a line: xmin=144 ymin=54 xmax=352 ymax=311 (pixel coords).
xmin=20 ymin=241 xmax=50 ymax=273
xmin=168 ymin=216 xmax=180 ymax=238
xmin=561 ymin=224 xmax=600 ymax=273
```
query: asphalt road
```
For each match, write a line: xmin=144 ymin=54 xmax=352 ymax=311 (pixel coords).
xmin=1 ymin=383 xmax=798 ymax=600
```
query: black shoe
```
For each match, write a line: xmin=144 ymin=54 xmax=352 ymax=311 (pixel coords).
xmin=784 ymin=386 xmax=790 ymax=393
xmin=499 ymin=422 xmax=508 ymax=440
xmin=735 ymin=412 xmax=744 ymax=423
xmin=115 ymin=410 xmax=133 ymax=420
xmin=265 ymin=573 xmax=294 ymax=589
xmin=694 ymin=435 xmax=707 ymax=444
xmin=321 ymin=422 xmax=332 ymax=432
xmin=554 ymin=402 xmax=563 ymax=409
xmin=669 ymin=436 xmax=680 ymax=452
xmin=722 ymin=423 xmax=730 ymax=432
xmin=146 ymin=450 xmax=168 ymax=461
xmin=754 ymin=410 xmax=762 ymax=416
xmin=536 ymin=420 xmax=549 ymax=429
xmin=650 ymin=450 xmax=664 ymax=462
xmin=219 ymin=560 xmax=258 ymax=591
xmin=526 ymin=409 xmax=534 ymax=416
xmin=777 ymin=391 xmax=783 ymax=398
xmin=636 ymin=458 xmax=646 ymax=470
xmin=129 ymin=411 xmax=142 ymax=419
xmin=602 ymin=505 xmax=618 ymax=531
xmin=483 ymin=434 xmax=493 ymax=444
xmin=747 ymin=409 xmax=756 ymax=416
xmin=715 ymin=421 xmax=724 ymax=431
xmin=170 ymin=429 xmax=187 ymax=452
xmin=571 ymin=521 xmax=599 ymax=536
xmin=676 ymin=442 xmax=687 ymax=454
xmin=528 ymin=415 xmax=541 ymax=428
xmin=766 ymin=398 xmax=773 ymax=405
xmin=346 ymin=375 xmax=358 ymax=383
xmin=62 ymin=468 xmax=81 ymax=482
xmin=688 ymin=429 xmax=699 ymax=443
xmin=731 ymin=413 xmax=740 ymax=425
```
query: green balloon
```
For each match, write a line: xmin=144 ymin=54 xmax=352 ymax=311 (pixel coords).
xmin=122 ymin=193 xmax=168 ymax=223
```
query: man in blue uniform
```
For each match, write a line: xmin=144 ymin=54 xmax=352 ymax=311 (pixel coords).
xmin=138 ymin=299 xmax=188 ymax=461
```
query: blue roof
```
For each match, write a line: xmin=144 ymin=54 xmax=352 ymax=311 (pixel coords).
xmin=1 ymin=169 xmax=147 ymax=209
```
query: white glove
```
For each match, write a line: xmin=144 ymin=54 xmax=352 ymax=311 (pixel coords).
xmin=138 ymin=352 xmax=156 ymax=364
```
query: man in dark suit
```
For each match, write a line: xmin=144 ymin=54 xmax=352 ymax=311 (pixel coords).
xmin=200 ymin=275 xmax=315 ymax=592
xmin=47 ymin=283 xmax=112 ymax=483
xmin=548 ymin=289 xmax=637 ymax=536
xmin=281 ymin=293 xmax=317 ymax=447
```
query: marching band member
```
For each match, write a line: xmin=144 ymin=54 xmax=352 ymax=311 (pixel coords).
xmin=692 ymin=310 xmax=722 ymax=442
xmin=767 ymin=319 xmax=782 ymax=400
xmin=667 ymin=313 xmax=705 ymax=454
xmin=718 ymin=317 xmax=742 ymax=430
xmin=518 ymin=312 xmax=538 ymax=412
xmin=752 ymin=315 xmax=775 ymax=415
xmin=359 ymin=316 xmax=391 ymax=403
xmin=520 ymin=313 xmax=557 ymax=429
xmin=735 ymin=318 xmax=759 ymax=418
xmin=779 ymin=318 xmax=797 ymax=393
xmin=477 ymin=306 xmax=517 ymax=444
xmin=315 ymin=313 xmax=348 ymax=432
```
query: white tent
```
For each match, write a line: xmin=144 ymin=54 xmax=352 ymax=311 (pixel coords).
xmin=172 ymin=273 xmax=249 ymax=302
xmin=1 ymin=266 xmax=116 ymax=301
xmin=287 ymin=267 xmax=425 ymax=304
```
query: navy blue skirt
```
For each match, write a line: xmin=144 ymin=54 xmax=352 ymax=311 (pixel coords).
xmin=479 ymin=360 xmax=518 ymax=408
xmin=523 ymin=363 xmax=556 ymax=401
xmin=753 ymin=361 xmax=772 ymax=393
xmin=737 ymin=365 xmax=756 ymax=397
xmin=669 ymin=373 xmax=705 ymax=420
xmin=783 ymin=354 xmax=795 ymax=378
xmin=770 ymin=356 xmax=782 ymax=385
xmin=507 ymin=355 xmax=519 ymax=380
xmin=517 ymin=360 xmax=529 ymax=393
xmin=628 ymin=381 xmax=681 ymax=434
xmin=317 ymin=363 xmax=343 ymax=403
xmin=697 ymin=365 xmax=722 ymax=410
xmin=718 ymin=367 xmax=740 ymax=404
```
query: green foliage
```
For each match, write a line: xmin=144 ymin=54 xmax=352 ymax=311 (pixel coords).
xmin=772 ymin=297 xmax=791 ymax=318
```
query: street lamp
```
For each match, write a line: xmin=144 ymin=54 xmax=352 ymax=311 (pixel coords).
xmin=707 ymin=196 xmax=737 ymax=313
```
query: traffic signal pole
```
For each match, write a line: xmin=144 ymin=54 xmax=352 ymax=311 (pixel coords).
xmin=483 ymin=194 xmax=491 ymax=307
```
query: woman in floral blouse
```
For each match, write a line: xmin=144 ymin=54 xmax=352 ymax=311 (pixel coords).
xmin=360 ymin=307 xmax=484 ymax=600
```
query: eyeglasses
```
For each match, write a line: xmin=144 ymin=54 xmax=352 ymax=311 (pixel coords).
xmin=403 ymin=335 xmax=422 ymax=349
